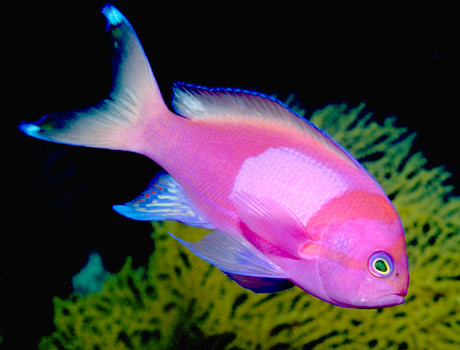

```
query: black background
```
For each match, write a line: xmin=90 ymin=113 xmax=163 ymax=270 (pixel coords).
xmin=3 ymin=1 xmax=457 ymax=348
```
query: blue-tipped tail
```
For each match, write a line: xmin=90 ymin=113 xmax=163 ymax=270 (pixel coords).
xmin=19 ymin=4 xmax=164 ymax=151
xmin=18 ymin=122 xmax=42 ymax=139
xmin=101 ymin=4 xmax=124 ymax=27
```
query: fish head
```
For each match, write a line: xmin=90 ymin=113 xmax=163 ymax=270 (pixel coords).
xmin=313 ymin=216 xmax=409 ymax=308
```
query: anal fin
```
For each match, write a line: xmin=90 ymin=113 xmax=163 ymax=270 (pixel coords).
xmin=113 ymin=172 xmax=214 ymax=229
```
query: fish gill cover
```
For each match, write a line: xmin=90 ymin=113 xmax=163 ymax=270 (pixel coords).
xmin=38 ymin=103 xmax=460 ymax=350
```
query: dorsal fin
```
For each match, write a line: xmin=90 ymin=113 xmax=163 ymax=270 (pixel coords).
xmin=171 ymin=83 xmax=366 ymax=171
xmin=172 ymin=83 xmax=309 ymax=128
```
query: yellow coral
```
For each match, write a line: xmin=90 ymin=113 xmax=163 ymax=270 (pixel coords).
xmin=39 ymin=104 xmax=460 ymax=350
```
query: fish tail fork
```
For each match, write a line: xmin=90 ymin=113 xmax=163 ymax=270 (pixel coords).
xmin=19 ymin=4 xmax=166 ymax=152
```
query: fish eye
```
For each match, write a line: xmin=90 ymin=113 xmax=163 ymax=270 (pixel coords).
xmin=368 ymin=251 xmax=394 ymax=278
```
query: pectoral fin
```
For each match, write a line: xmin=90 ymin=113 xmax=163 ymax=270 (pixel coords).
xmin=233 ymin=192 xmax=312 ymax=258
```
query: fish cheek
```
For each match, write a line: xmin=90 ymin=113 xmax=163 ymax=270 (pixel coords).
xmin=315 ymin=221 xmax=369 ymax=306
xmin=317 ymin=254 xmax=363 ymax=306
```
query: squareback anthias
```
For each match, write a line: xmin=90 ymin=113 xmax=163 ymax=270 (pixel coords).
xmin=19 ymin=5 xmax=409 ymax=308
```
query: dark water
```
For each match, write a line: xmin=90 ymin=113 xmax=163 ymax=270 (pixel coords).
xmin=4 ymin=2 xmax=456 ymax=348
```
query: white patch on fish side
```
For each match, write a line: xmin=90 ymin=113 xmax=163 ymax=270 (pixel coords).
xmin=232 ymin=147 xmax=349 ymax=225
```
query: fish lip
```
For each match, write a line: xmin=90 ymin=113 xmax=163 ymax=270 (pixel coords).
xmin=366 ymin=292 xmax=406 ymax=307
xmin=331 ymin=292 xmax=406 ymax=308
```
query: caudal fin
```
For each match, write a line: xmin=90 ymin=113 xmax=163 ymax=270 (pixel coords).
xmin=19 ymin=5 xmax=165 ymax=151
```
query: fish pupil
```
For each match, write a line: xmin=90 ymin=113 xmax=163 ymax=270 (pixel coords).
xmin=374 ymin=259 xmax=388 ymax=273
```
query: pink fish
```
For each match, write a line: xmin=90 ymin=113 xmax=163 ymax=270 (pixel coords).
xmin=19 ymin=5 xmax=409 ymax=308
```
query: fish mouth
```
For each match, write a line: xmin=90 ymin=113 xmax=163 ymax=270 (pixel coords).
xmin=331 ymin=291 xmax=406 ymax=309
xmin=368 ymin=292 xmax=406 ymax=308
xmin=357 ymin=284 xmax=408 ymax=308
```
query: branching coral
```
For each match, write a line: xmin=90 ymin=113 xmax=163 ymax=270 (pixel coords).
xmin=39 ymin=103 xmax=460 ymax=350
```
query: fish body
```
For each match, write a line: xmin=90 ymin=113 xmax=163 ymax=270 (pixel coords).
xmin=19 ymin=5 xmax=409 ymax=308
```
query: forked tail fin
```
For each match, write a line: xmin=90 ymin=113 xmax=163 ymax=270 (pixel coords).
xmin=19 ymin=4 xmax=165 ymax=151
